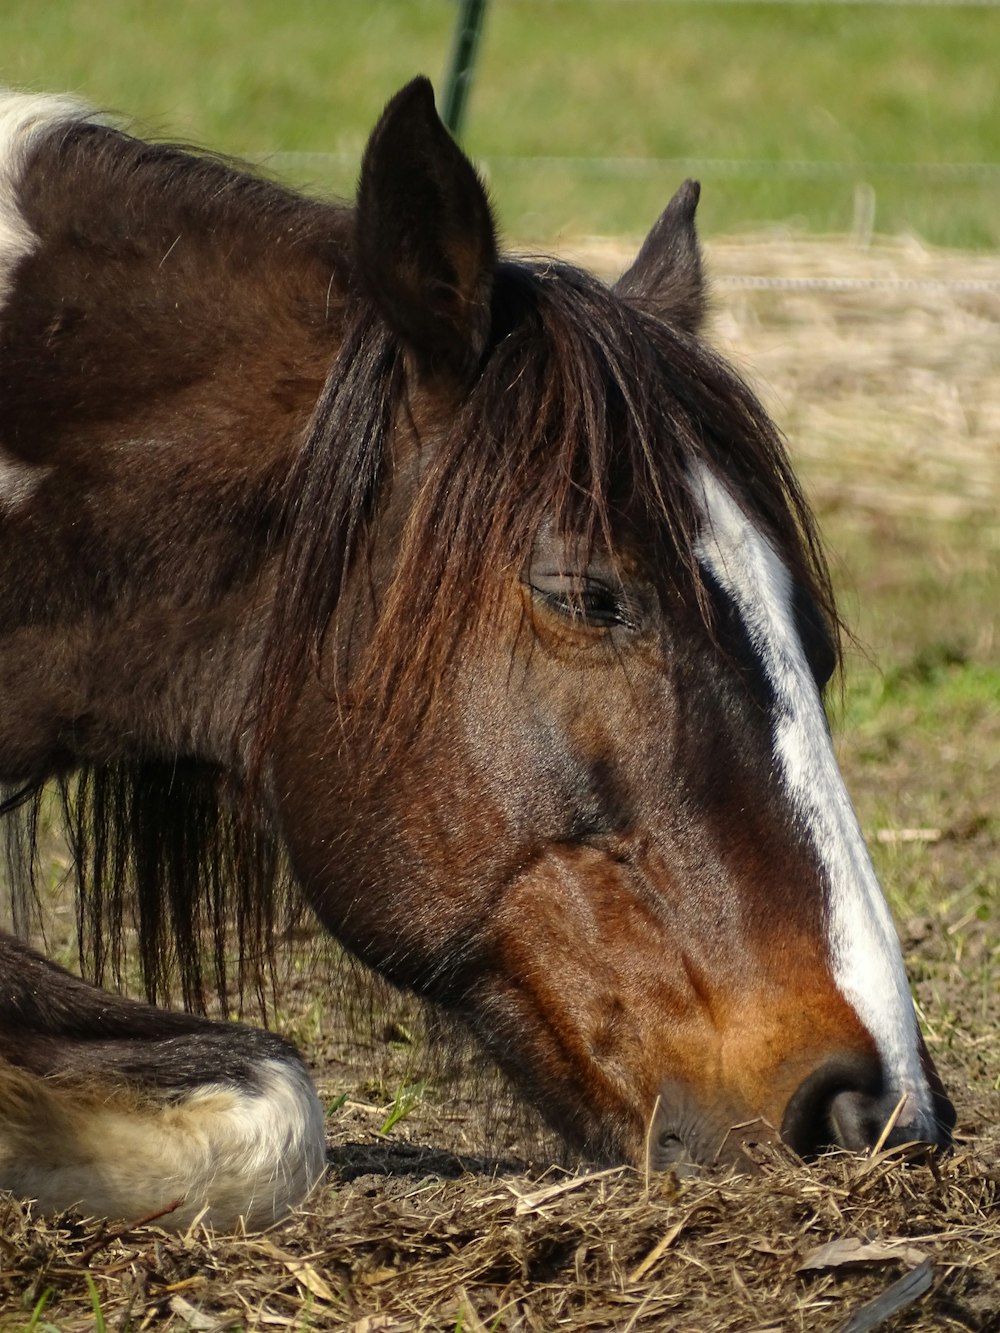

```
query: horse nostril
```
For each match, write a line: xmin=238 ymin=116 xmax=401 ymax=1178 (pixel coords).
xmin=781 ymin=1054 xmax=951 ymax=1157
xmin=655 ymin=1131 xmax=686 ymax=1166
xmin=827 ymin=1088 xmax=889 ymax=1151
xmin=781 ymin=1053 xmax=883 ymax=1157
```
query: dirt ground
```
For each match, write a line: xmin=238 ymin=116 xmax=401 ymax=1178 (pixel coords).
xmin=2 ymin=236 xmax=998 ymax=1332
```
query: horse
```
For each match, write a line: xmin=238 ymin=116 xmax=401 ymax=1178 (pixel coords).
xmin=0 ymin=77 xmax=953 ymax=1230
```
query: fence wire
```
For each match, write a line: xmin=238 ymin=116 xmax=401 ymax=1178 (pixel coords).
xmin=262 ymin=0 xmax=997 ymax=252
xmin=717 ymin=273 xmax=1000 ymax=294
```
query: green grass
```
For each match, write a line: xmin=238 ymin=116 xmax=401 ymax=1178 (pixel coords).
xmin=23 ymin=1289 xmax=58 ymax=1333
xmin=2 ymin=0 xmax=997 ymax=246
xmin=845 ymin=651 xmax=999 ymax=750
xmin=816 ymin=501 xmax=999 ymax=1138
xmin=379 ymin=1079 xmax=428 ymax=1134
xmin=825 ymin=510 xmax=1000 ymax=930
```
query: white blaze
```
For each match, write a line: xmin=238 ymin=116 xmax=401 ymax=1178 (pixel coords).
xmin=692 ymin=460 xmax=932 ymax=1126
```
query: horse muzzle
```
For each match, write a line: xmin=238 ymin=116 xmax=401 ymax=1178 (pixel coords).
xmin=650 ymin=1050 xmax=954 ymax=1172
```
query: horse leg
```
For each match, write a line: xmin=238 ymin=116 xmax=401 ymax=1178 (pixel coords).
xmin=0 ymin=933 xmax=326 ymax=1229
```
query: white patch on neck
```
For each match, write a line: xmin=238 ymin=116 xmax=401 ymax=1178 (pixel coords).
xmin=0 ymin=90 xmax=90 ymax=308
xmin=692 ymin=460 xmax=932 ymax=1126
xmin=0 ymin=92 xmax=89 ymax=512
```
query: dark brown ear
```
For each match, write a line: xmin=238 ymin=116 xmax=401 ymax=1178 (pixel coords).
xmin=613 ymin=179 xmax=704 ymax=333
xmin=356 ymin=77 xmax=497 ymax=382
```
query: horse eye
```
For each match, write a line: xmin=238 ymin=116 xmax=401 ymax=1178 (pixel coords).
xmin=528 ymin=572 xmax=635 ymax=630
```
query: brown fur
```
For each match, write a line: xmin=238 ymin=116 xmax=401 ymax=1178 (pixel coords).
xmin=0 ymin=77 xmax=950 ymax=1229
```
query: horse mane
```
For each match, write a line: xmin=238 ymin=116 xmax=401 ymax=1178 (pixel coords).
xmin=2 ymin=763 xmax=288 ymax=1014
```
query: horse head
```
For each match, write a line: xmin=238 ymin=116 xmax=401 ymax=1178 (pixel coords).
xmin=268 ymin=79 xmax=953 ymax=1171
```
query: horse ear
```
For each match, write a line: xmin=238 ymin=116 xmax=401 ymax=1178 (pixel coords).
xmin=356 ymin=77 xmax=498 ymax=383
xmin=613 ymin=179 xmax=705 ymax=333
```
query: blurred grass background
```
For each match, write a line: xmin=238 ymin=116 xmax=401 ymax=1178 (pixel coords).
xmin=2 ymin=0 xmax=998 ymax=248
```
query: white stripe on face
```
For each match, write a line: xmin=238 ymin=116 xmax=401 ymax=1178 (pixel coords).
xmin=692 ymin=461 xmax=933 ymax=1129
xmin=0 ymin=91 xmax=89 ymax=307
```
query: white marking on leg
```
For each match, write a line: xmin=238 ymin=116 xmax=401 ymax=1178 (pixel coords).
xmin=179 ymin=1057 xmax=329 ymax=1228
xmin=692 ymin=461 xmax=933 ymax=1128
xmin=0 ymin=1056 xmax=327 ymax=1230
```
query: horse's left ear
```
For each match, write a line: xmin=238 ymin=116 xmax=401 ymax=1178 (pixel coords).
xmin=356 ymin=77 xmax=497 ymax=383
xmin=613 ymin=179 xmax=705 ymax=333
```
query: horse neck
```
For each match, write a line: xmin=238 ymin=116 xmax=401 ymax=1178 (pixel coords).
xmin=0 ymin=170 xmax=353 ymax=786
xmin=0 ymin=483 xmax=289 ymax=786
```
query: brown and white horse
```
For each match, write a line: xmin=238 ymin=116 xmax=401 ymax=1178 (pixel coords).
xmin=0 ymin=78 xmax=952 ymax=1229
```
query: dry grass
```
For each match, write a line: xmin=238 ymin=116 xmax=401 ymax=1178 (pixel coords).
xmin=575 ymin=232 xmax=1000 ymax=535
xmin=4 ymin=1143 xmax=1000 ymax=1331
xmin=3 ymin=236 xmax=998 ymax=1331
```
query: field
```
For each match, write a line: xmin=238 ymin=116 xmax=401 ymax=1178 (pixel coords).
xmin=3 ymin=0 xmax=999 ymax=249
xmin=2 ymin=4 xmax=1000 ymax=1331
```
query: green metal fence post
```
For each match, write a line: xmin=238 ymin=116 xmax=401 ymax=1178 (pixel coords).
xmin=441 ymin=0 xmax=489 ymax=139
